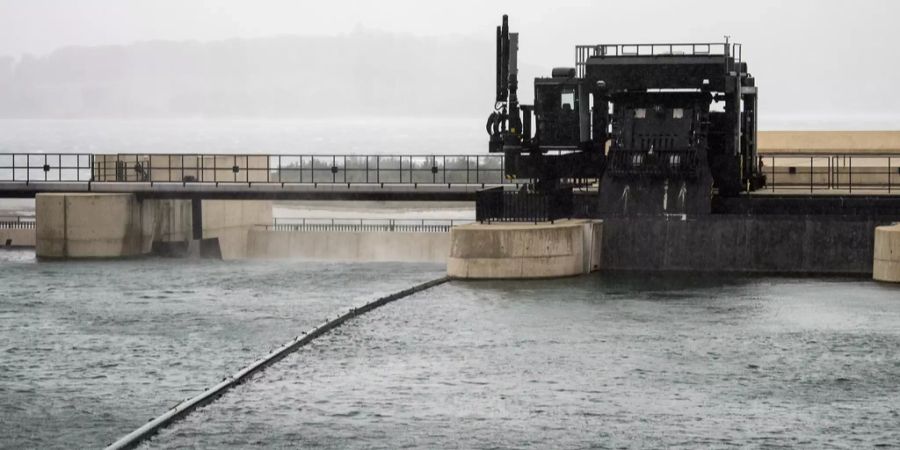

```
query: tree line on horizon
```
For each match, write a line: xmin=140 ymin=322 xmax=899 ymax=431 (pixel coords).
xmin=0 ymin=30 xmax=515 ymax=119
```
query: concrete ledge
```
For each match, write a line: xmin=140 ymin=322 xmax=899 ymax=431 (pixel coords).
xmin=447 ymin=219 xmax=602 ymax=279
xmin=874 ymin=223 xmax=900 ymax=283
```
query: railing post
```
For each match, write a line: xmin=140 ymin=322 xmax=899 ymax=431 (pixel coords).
xmin=466 ymin=157 xmax=470 ymax=184
xmin=770 ymin=155 xmax=775 ymax=192
xmin=476 ymin=155 xmax=480 ymax=184
xmin=829 ymin=155 xmax=833 ymax=189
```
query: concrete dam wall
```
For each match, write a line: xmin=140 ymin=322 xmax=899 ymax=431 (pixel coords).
xmin=247 ymin=230 xmax=450 ymax=263
xmin=600 ymin=215 xmax=896 ymax=275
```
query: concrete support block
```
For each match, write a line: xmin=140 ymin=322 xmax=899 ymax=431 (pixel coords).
xmin=200 ymin=200 xmax=273 ymax=260
xmin=34 ymin=193 xmax=271 ymax=260
xmin=874 ymin=224 xmax=900 ymax=283
xmin=36 ymin=193 xmax=144 ymax=258
xmin=447 ymin=220 xmax=602 ymax=279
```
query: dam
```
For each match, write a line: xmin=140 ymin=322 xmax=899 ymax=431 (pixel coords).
xmin=2 ymin=130 xmax=900 ymax=278
xmin=2 ymin=10 xmax=900 ymax=449
xmin=4 ymin=20 xmax=900 ymax=281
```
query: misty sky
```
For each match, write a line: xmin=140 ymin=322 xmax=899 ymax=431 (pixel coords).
xmin=1 ymin=0 xmax=899 ymax=125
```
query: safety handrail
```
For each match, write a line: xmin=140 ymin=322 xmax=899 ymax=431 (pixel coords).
xmin=267 ymin=218 xmax=468 ymax=233
xmin=575 ymin=42 xmax=733 ymax=77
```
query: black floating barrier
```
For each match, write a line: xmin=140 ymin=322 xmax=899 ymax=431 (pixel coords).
xmin=105 ymin=276 xmax=450 ymax=450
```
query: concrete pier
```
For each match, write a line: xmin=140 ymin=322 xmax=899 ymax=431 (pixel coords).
xmin=35 ymin=193 xmax=271 ymax=260
xmin=873 ymin=224 xmax=900 ymax=283
xmin=447 ymin=220 xmax=602 ymax=279
xmin=36 ymin=193 xmax=149 ymax=258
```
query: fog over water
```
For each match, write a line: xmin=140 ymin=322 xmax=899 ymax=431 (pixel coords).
xmin=1 ymin=1 xmax=899 ymax=127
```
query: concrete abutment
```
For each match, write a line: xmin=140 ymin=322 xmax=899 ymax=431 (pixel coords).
xmin=873 ymin=224 xmax=900 ymax=283
xmin=447 ymin=220 xmax=603 ymax=279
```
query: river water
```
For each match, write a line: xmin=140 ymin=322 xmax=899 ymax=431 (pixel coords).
xmin=0 ymin=250 xmax=443 ymax=449
xmin=142 ymin=275 xmax=900 ymax=449
xmin=3 ymin=251 xmax=899 ymax=449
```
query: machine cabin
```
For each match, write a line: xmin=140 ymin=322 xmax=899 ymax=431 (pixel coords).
xmin=487 ymin=15 xmax=765 ymax=205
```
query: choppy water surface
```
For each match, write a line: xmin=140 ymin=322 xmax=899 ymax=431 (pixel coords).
xmin=2 ymin=252 xmax=900 ymax=449
xmin=149 ymin=275 xmax=900 ymax=449
xmin=0 ymin=250 xmax=443 ymax=449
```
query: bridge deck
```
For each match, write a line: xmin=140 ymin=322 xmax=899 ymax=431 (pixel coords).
xmin=1 ymin=151 xmax=899 ymax=199
xmin=0 ymin=181 xmax=509 ymax=200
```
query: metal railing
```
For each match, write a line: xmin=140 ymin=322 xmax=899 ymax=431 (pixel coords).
xmin=93 ymin=154 xmax=509 ymax=185
xmin=0 ymin=216 xmax=36 ymax=229
xmin=576 ymin=42 xmax=734 ymax=77
xmin=0 ymin=153 xmax=94 ymax=182
xmin=758 ymin=152 xmax=900 ymax=193
xmin=476 ymin=186 xmax=574 ymax=223
xmin=2 ymin=151 xmax=899 ymax=194
xmin=0 ymin=153 xmax=515 ymax=186
xmin=267 ymin=218 xmax=467 ymax=233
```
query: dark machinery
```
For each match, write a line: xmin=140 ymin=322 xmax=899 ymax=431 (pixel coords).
xmin=486 ymin=15 xmax=766 ymax=215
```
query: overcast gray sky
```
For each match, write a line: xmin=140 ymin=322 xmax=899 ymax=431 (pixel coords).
xmin=1 ymin=0 xmax=899 ymax=125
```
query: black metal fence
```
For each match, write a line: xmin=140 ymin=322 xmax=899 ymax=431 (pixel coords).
xmin=0 ymin=153 xmax=512 ymax=185
xmin=575 ymin=42 xmax=736 ymax=77
xmin=761 ymin=153 xmax=900 ymax=193
xmin=0 ymin=154 xmax=93 ymax=182
xmin=267 ymin=218 xmax=465 ymax=233
xmin=476 ymin=186 xmax=574 ymax=223
xmin=2 ymin=151 xmax=900 ymax=194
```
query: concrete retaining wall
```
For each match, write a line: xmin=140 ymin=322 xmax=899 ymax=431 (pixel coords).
xmin=0 ymin=228 xmax=36 ymax=247
xmin=759 ymin=131 xmax=900 ymax=153
xmin=447 ymin=220 xmax=603 ymax=279
xmin=873 ymin=224 xmax=900 ymax=283
xmin=247 ymin=230 xmax=450 ymax=263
